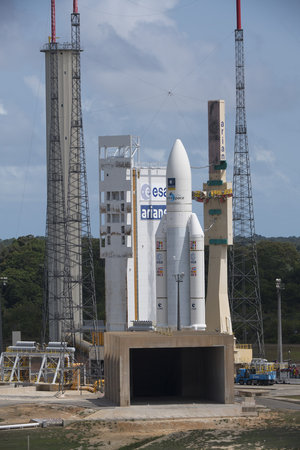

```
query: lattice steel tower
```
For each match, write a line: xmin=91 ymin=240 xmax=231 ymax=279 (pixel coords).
xmin=42 ymin=0 xmax=97 ymax=346
xmin=229 ymin=0 xmax=264 ymax=356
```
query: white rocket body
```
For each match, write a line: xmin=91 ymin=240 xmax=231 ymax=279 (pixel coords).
xmin=155 ymin=139 xmax=206 ymax=330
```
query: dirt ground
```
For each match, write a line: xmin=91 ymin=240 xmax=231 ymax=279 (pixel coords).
xmin=0 ymin=403 xmax=299 ymax=449
xmin=67 ymin=412 xmax=299 ymax=449
xmin=1 ymin=383 xmax=300 ymax=448
xmin=0 ymin=403 xmax=91 ymax=424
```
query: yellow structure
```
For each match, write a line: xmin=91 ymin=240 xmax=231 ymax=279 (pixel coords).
xmin=234 ymin=344 xmax=253 ymax=365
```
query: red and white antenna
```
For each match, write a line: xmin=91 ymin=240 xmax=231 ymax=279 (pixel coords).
xmin=73 ymin=0 xmax=78 ymax=14
xmin=51 ymin=0 xmax=56 ymax=43
xmin=236 ymin=0 xmax=241 ymax=30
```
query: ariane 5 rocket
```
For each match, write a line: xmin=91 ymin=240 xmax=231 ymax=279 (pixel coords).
xmin=155 ymin=139 xmax=206 ymax=330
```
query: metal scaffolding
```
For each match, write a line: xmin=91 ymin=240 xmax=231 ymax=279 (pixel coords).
xmin=43 ymin=39 xmax=70 ymax=343
xmin=0 ymin=341 xmax=75 ymax=384
xmin=229 ymin=5 xmax=264 ymax=357
xmin=42 ymin=2 xmax=99 ymax=366
xmin=66 ymin=7 xmax=98 ymax=343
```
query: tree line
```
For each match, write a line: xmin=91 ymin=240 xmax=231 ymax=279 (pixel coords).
xmin=0 ymin=235 xmax=299 ymax=347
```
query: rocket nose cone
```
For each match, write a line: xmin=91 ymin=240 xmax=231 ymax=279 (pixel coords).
xmin=167 ymin=139 xmax=191 ymax=176
xmin=166 ymin=139 xmax=192 ymax=206
xmin=188 ymin=213 xmax=204 ymax=238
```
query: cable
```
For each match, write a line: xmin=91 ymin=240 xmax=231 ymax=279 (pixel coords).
xmin=170 ymin=30 xmax=234 ymax=92
xmin=15 ymin=62 xmax=44 ymax=238
xmin=191 ymin=163 xmax=214 ymax=169
xmin=87 ymin=93 xmax=164 ymax=114
xmin=170 ymin=94 xmax=203 ymax=151
xmin=138 ymin=93 xmax=171 ymax=141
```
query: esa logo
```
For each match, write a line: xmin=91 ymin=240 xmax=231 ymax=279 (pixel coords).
xmin=191 ymin=303 xmax=196 ymax=310
xmin=141 ymin=184 xmax=166 ymax=200
xmin=157 ymin=303 xmax=163 ymax=310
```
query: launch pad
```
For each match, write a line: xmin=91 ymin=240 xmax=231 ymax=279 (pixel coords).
xmin=104 ymin=331 xmax=234 ymax=406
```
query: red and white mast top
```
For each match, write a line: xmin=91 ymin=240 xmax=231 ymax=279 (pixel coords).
xmin=236 ymin=0 xmax=242 ymax=30
xmin=51 ymin=0 xmax=56 ymax=43
xmin=73 ymin=0 xmax=78 ymax=14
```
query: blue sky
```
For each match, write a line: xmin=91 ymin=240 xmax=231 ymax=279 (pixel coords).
xmin=0 ymin=0 xmax=299 ymax=239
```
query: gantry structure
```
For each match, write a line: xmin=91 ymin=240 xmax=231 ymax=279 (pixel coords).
xmin=229 ymin=0 xmax=264 ymax=356
xmin=42 ymin=1 xmax=98 ymax=353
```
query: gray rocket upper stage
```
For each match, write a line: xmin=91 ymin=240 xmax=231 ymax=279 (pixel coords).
xmin=155 ymin=139 xmax=206 ymax=330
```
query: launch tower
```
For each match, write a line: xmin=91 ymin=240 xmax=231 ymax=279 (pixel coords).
xmin=229 ymin=0 xmax=264 ymax=356
xmin=42 ymin=0 xmax=98 ymax=346
xmin=204 ymin=101 xmax=233 ymax=334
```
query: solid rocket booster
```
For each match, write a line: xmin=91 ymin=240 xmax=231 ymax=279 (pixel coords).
xmin=155 ymin=139 xmax=206 ymax=330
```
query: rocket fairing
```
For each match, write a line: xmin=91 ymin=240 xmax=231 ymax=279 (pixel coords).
xmin=155 ymin=139 xmax=206 ymax=330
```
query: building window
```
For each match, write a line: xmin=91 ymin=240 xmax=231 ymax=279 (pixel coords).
xmin=107 ymin=203 xmax=110 ymax=212
xmin=107 ymin=192 xmax=110 ymax=201
xmin=121 ymin=203 xmax=124 ymax=211
xmin=121 ymin=213 xmax=125 ymax=223
xmin=101 ymin=238 xmax=105 ymax=248
xmin=107 ymin=214 xmax=111 ymax=223
xmin=121 ymin=191 xmax=125 ymax=200
xmin=112 ymin=214 xmax=119 ymax=223
xmin=112 ymin=191 xmax=119 ymax=201
xmin=107 ymin=236 xmax=111 ymax=245
xmin=121 ymin=226 xmax=125 ymax=234
xmin=107 ymin=226 xmax=111 ymax=234
xmin=122 ymin=236 xmax=125 ymax=245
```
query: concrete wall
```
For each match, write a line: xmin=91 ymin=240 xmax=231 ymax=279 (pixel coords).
xmin=104 ymin=331 xmax=234 ymax=406
xmin=44 ymin=48 xmax=82 ymax=341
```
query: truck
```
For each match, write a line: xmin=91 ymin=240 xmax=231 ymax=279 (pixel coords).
xmin=235 ymin=367 xmax=276 ymax=386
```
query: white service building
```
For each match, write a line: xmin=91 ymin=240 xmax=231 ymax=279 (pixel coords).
xmin=99 ymin=135 xmax=166 ymax=330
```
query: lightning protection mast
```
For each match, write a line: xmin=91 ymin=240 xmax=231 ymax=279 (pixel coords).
xmin=229 ymin=0 xmax=265 ymax=357
xmin=67 ymin=0 xmax=99 ymax=349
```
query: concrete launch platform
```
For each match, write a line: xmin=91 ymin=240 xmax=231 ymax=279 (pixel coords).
xmin=104 ymin=331 xmax=234 ymax=406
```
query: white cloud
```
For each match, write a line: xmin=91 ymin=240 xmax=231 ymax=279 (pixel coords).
xmin=254 ymin=146 xmax=275 ymax=163
xmin=0 ymin=165 xmax=46 ymax=202
xmin=142 ymin=146 xmax=167 ymax=162
xmin=24 ymin=75 xmax=45 ymax=101
xmin=82 ymin=0 xmax=178 ymax=42
xmin=0 ymin=102 xmax=7 ymax=115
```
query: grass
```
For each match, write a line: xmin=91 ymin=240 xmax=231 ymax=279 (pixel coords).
xmin=120 ymin=412 xmax=300 ymax=449
xmin=130 ymin=426 xmax=300 ymax=449
xmin=1 ymin=412 xmax=299 ymax=449
xmin=278 ymin=395 xmax=300 ymax=400
xmin=264 ymin=344 xmax=300 ymax=363
xmin=0 ymin=428 xmax=89 ymax=450
xmin=119 ymin=437 xmax=162 ymax=449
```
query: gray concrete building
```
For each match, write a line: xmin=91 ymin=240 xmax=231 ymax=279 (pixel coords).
xmin=104 ymin=331 xmax=234 ymax=406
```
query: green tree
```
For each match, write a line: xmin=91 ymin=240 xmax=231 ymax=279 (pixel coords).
xmin=0 ymin=236 xmax=45 ymax=346
xmin=0 ymin=235 xmax=105 ymax=347
xmin=257 ymin=241 xmax=300 ymax=344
